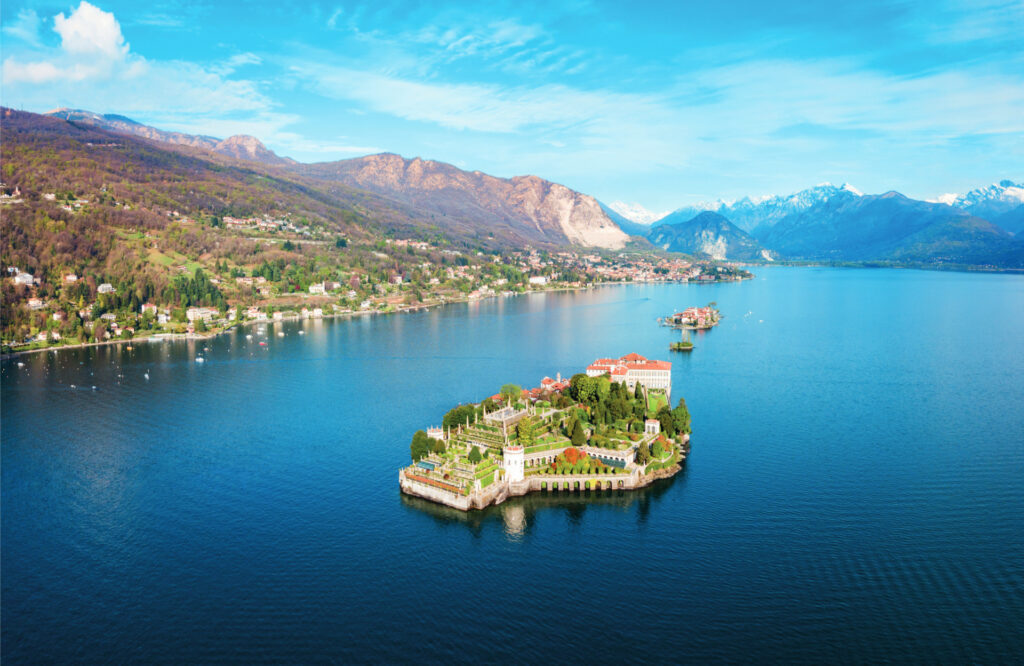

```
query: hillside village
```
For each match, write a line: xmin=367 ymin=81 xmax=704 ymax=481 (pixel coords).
xmin=0 ymin=109 xmax=754 ymax=353
xmin=1 ymin=180 xmax=744 ymax=352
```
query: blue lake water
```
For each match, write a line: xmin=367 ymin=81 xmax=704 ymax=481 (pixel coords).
xmin=3 ymin=266 xmax=1024 ymax=662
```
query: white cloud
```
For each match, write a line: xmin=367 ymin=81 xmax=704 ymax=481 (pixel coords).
xmin=2 ymin=8 xmax=42 ymax=46
xmin=2 ymin=2 xmax=272 ymax=120
xmin=4 ymin=2 xmax=129 ymax=83
xmin=54 ymin=1 xmax=129 ymax=58
xmin=327 ymin=8 xmax=343 ymax=29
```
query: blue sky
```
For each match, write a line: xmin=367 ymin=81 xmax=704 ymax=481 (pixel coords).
xmin=2 ymin=0 xmax=1022 ymax=212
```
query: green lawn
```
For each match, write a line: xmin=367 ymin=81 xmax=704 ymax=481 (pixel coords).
xmin=647 ymin=391 xmax=668 ymax=414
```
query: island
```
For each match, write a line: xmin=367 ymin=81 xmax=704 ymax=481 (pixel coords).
xmin=399 ymin=353 xmax=692 ymax=511
xmin=663 ymin=303 xmax=720 ymax=330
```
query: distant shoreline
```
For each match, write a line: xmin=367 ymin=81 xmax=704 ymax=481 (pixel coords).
xmin=0 ymin=274 xmax=750 ymax=361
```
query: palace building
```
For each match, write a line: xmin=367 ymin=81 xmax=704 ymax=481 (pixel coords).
xmin=585 ymin=353 xmax=672 ymax=400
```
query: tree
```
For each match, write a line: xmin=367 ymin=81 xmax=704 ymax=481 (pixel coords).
xmin=569 ymin=373 xmax=595 ymax=403
xmin=672 ymin=398 xmax=692 ymax=434
xmin=634 ymin=383 xmax=645 ymax=401
xmin=500 ymin=383 xmax=521 ymax=404
xmin=657 ymin=405 xmax=675 ymax=436
xmin=468 ymin=446 xmax=482 ymax=464
xmin=432 ymin=439 xmax=446 ymax=455
xmin=636 ymin=441 xmax=650 ymax=465
xmin=195 ymin=317 xmax=208 ymax=333
xmin=442 ymin=404 xmax=477 ymax=430
xmin=516 ymin=416 xmax=538 ymax=448
xmin=571 ymin=420 xmax=586 ymax=448
xmin=410 ymin=430 xmax=431 ymax=461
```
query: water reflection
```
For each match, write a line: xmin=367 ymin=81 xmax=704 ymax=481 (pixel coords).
xmin=398 ymin=469 xmax=686 ymax=540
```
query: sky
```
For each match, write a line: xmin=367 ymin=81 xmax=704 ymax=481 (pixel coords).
xmin=2 ymin=0 xmax=1022 ymax=213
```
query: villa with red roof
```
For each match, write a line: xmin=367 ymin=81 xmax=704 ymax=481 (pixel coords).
xmin=586 ymin=353 xmax=672 ymax=400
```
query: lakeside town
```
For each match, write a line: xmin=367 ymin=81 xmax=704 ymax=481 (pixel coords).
xmin=2 ymin=198 xmax=752 ymax=354
xmin=400 ymin=353 xmax=692 ymax=511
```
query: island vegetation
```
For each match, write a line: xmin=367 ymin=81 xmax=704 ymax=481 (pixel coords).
xmin=400 ymin=362 xmax=692 ymax=511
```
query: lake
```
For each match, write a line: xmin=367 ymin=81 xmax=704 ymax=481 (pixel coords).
xmin=3 ymin=266 xmax=1023 ymax=663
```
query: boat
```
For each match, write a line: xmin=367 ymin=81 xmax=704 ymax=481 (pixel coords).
xmin=195 ymin=357 xmax=205 ymax=363
xmin=259 ymin=341 xmax=268 ymax=347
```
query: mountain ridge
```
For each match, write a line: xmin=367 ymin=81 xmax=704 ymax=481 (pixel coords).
xmin=649 ymin=211 xmax=773 ymax=261
xmin=40 ymin=109 xmax=629 ymax=249
xmin=44 ymin=108 xmax=296 ymax=166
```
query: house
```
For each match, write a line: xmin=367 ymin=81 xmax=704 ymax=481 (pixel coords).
xmin=309 ymin=282 xmax=325 ymax=295
xmin=14 ymin=272 xmax=34 ymax=286
xmin=140 ymin=303 xmax=159 ymax=316
xmin=324 ymin=281 xmax=341 ymax=291
xmin=157 ymin=313 xmax=170 ymax=324
xmin=28 ymin=297 xmax=45 ymax=310
xmin=98 ymin=283 xmax=115 ymax=294
xmin=528 ymin=276 xmax=549 ymax=286
xmin=312 ymin=308 xmax=323 ymax=318
xmin=186 ymin=306 xmax=218 ymax=322
xmin=64 ymin=274 xmax=78 ymax=283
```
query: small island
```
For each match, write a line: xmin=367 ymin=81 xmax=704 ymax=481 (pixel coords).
xmin=399 ymin=353 xmax=692 ymax=511
xmin=663 ymin=303 xmax=720 ymax=330
xmin=670 ymin=339 xmax=694 ymax=352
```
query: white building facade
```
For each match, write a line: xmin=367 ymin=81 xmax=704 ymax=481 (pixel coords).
xmin=586 ymin=353 xmax=672 ymax=401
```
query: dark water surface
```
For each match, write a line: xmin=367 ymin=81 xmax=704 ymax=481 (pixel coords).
xmin=3 ymin=267 xmax=1023 ymax=663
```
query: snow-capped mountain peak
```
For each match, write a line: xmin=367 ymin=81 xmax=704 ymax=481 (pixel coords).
xmin=606 ymin=201 xmax=670 ymax=225
xmin=953 ymin=180 xmax=1024 ymax=207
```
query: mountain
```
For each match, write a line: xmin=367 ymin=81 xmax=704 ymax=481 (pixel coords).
xmin=759 ymin=191 xmax=1024 ymax=266
xmin=993 ymin=206 xmax=1024 ymax=236
xmin=606 ymin=201 xmax=669 ymax=225
xmin=299 ymin=154 xmax=629 ymax=249
xmin=42 ymin=108 xmax=628 ymax=249
xmin=648 ymin=211 xmax=772 ymax=261
xmin=659 ymin=183 xmax=864 ymax=236
xmin=44 ymin=107 xmax=295 ymax=166
xmin=598 ymin=202 xmax=651 ymax=236
xmin=936 ymin=180 xmax=1024 ymax=235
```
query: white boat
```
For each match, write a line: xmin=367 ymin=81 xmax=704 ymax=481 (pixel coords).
xmin=196 ymin=357 xmax=205 ymax=363
xmin=277 ymin=332 xmax=285 ymax=337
